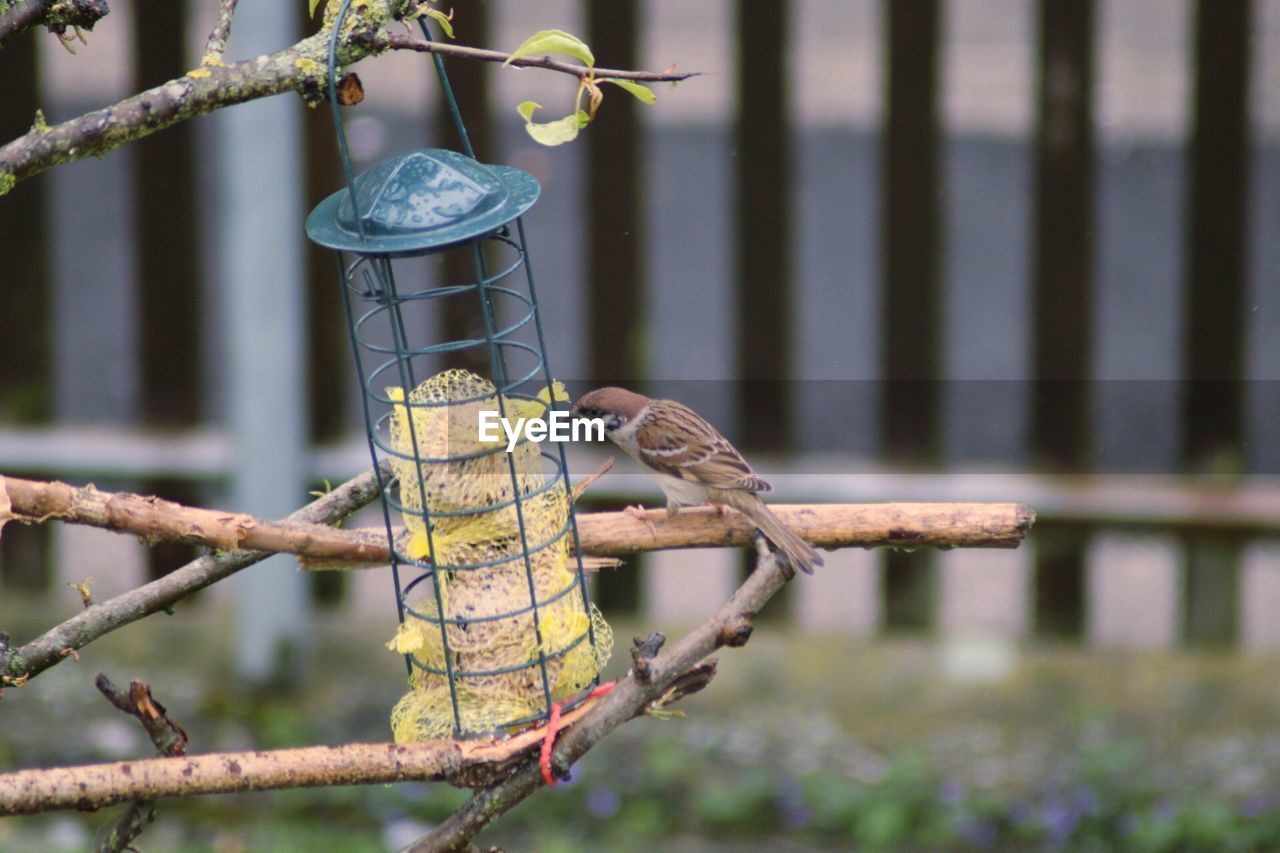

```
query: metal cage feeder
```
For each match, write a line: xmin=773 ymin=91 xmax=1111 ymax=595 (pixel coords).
xmin=304 ymin=4 xmax=608 ymax=741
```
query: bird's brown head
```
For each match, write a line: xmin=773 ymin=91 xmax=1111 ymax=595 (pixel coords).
xmin=572 ymin=386 xmax=651 ymax=432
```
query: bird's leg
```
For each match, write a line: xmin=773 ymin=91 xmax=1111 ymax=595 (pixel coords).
xmin=665 ymin=500 xmax=681 ymax=519
xmin=626 ymin=504 xmax=659 ymax=538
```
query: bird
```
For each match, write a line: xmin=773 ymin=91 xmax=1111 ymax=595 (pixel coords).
xmin=572 ymin=386 xmax=823 ymax=574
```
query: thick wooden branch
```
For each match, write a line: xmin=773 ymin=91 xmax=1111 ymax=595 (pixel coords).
xmin=0 ymin=663 xmax=710 ymax=816
xmin=0 ymin=474 xmax=387 ymax=562
xmin=579 ymin=502 xmax=1035 ymax=553
xmin=0 ymin=474 xmax=1034 ymax=566
xmin=0 ymin=466 xmax=384 ymax=686
xmin=0 ymin=0 xmax=107 ymax=50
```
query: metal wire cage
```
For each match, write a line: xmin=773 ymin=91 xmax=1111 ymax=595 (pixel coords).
xmin=304 ymin=3 xmax=607 ymax=740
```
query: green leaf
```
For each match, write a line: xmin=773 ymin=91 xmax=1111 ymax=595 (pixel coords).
xmin=516 ymin=102 xmax=590 ymax=146
xmin=601 ymin=79 xmax=657 ymax=104
xmin=309 ymin=0 xmax=322 ymax=18
xmin=505 ymin=29 xmax=594 ymax=67
xmin=425 ymin=8 xmax=454 ymax=38
xmin=516 ymin=100 xmax=542 ymax=123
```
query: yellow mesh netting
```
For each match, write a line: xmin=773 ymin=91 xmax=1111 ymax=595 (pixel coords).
xmin=383 ymin=369 xmax=612 ymax=741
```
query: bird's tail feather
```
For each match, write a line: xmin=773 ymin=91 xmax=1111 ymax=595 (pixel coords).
xmin=725 ymin=492 xmax=822 ymax=574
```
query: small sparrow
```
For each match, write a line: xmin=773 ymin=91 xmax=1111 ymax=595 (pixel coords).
xmin=573 ymin=387 xmax=822 ymax=574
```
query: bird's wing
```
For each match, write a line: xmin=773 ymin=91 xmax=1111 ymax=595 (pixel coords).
xmin=636 ymin=400 xmax=773 ymax=493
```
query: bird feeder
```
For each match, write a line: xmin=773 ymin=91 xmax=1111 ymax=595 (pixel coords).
xmin=305 ymin=3 xmax=610 ymax=741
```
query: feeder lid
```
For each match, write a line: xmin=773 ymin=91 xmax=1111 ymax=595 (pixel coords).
xmin=305 ymin=148 xmax=540 ymax=253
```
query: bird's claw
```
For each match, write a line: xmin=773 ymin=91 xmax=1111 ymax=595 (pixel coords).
xmin=625 ymin=504 xmax=659 ymax=538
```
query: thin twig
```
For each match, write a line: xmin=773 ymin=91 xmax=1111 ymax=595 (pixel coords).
xmin=203 ymin=0 xmax=238 ymax=58
xmin=94 ymin=675 xmax=187 ymax=852
xmin=95 ymin=674 xmax=189 ymax=757
xmin=571 ymin=456 xmax=614 ymax=501
xmin=365 ymin=31 xmax=700 ymax=82
xmin=0 ymin=465 xmax=385 ymax=687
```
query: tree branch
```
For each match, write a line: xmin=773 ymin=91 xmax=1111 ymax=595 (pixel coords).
xmin=576 ymin=501 xmax=1035 ymax=553
xmin=0 ymin=465 xmax=384 ymax=687
xmin=0 ymin=670 xmax=697 ymax=815
xmin=203 ymin=0 xmax=238 ymax=59
xmin=366 ymin=30 xmax=701 ymax=82
xmin=0 ymin=8 xmax=699 ymax=194
xmin=0 ymin=0 xmax=108 ymax=51
xmin=0 ymin=25 xmax=343 ymax=192
xmin=1 ymin=474 xmax=1034 ymax=564
xmin=0 ymin=474 xmax=388 ymax=562
xmin=409 ymin=540 xmax=797 ymax=851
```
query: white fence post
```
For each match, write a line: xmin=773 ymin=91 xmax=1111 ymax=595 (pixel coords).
xmin=1241 ymin=540 xmax=1280 ymax=653
xmin=794 ymin=548 xmax=882 ymax=635
xmin=644 ymin=548 xmax=739 ymax=628
xmin=1087 ymin=533 xmax=1181 ymax=648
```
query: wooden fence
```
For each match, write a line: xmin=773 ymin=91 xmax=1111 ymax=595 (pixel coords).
xmin=1 ymin=0 xmax=1278 ymax=657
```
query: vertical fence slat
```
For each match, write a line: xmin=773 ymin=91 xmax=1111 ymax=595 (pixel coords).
xmin=1182 ymin=0 xmax=1251 ymax=647
xmin=1031 ymin=0 xmax=1095 ymax=469
xmin=735 ymin=0 xmax=793 ymax=451
xmin=132 ymin=2 xmax=205 ymax=582
xmin=0 ymin=32 xmax=53 ymax=591
xmin=586 ymin=0 xmax=643 ymax=384
xmin=1030 ymin=0 xmax=1096 ymax=639
xmin=438 ymin=2 xmax=494 ymax=377
xmin=301 ymin=6 xmax=352 ymax=445
xmin=583 ymin=0 xmax=645 ymax=616
xmin=882 ymin=0 xmax=942 ymax=464
xmin=133 ymin=1 xmax=200 ymax=428
xmin=0 ymin=34 xmax=51 ymax=426
xmin=881 ymin=0 xmax=942 ymax=631
xmin=1183 ymin=0 xmax=1251 ymax=467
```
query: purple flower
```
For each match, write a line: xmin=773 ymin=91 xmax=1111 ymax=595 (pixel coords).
xmin=1240 ymin=792 xmax=1270 ymax=820
xmin=1040 ymin=797 xmax=1081 ymax=843
xmin=773 ymin=779 xmax=813 ymax=830
xmin=938 ymin=778 xmax=966 ymax=806
xmin=587 ymin=788 xmax=620 ymax=818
